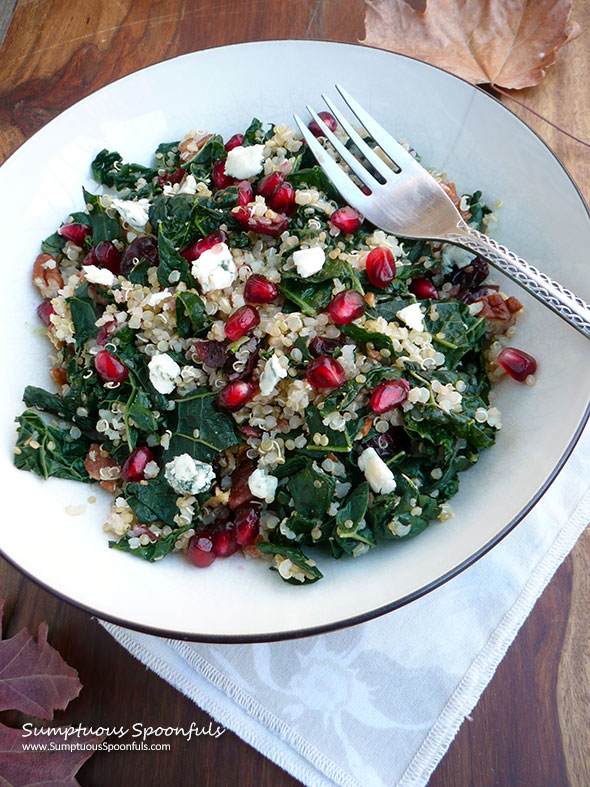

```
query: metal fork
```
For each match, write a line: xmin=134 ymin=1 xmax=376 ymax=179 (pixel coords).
xmin=294 ymin=85 xmax=590 ymax=340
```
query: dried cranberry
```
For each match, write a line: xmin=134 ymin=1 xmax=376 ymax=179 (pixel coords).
xmin=328 ymin=289 xmax=366 ymax=324
xmin=94 ymin=350 xmax=129 ymax=383
xmin=187 ymin=533 xmax=216 ymax=568
xmin=365 ymin=427 xmax=406 ymax=459
xmin=497 ymin=347 xmax=537 ymax=382
xmin=211 ymin=159 xmax=237 ymax=189
xmin=244 ymin=274 xmax=279 ymax=304
xmin=308 ymin=335 xmax=344 ymax=357
xmin=308 ymin=111 xmax=338 ymax=138
xmin=237 ymin=181 xmax=253 ymax=206
xmin=233 ymin=505 xmax=260 ymax=546
xmin=224 ymin=344 xmax=260 ymax=382
xmin=366 ymin=248 xmax=396 ymax=288
xmin=181 ymin=230 xmax=229 ymax=262
xmin=120 ymin=236 xmax=159 ymax=277
xmin=225 ymin=305 xmax=260 ymax=341
xmin=193 ymin=340 xmax=228 ymax=368
xmin=449 ymin=257 xmax=489 ymax=292
xmin=37 ymin=299 xmax=55 ymax=326
xmin=232 ymin=206 xmax=289 ymax=236
xmin=157 ymin=167 xmax=185 ymax=188
xmin=121 ymin=446 xmax=154 ymax=483
xmin=306 ymin=356 xmax=346 ymax=389
xmin=229 ymin=461 xmax=255 ymax=510
xmin=369 ymin=379 xmax=410 ymax=414
xmin=58 ymin=223 xmax=91 ymax=246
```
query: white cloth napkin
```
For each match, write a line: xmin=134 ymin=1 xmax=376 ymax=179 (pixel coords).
xmin=102 ymin=421 xmax=590 ymax=787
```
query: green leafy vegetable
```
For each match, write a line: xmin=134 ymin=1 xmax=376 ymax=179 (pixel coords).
xmin=165 ymin=389 xmax=241 ymax=463
xmin=175 ymin=291 xmax=209 ymax=337
xmin=257 ymin=543 xmax=324 ymax=584
xmin=14 ymin=411 xmax=92 ymax=483
xmin=110 ymin=525 xmax=191 ymax=562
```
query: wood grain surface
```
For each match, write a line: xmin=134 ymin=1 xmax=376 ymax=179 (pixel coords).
xmin=1 ymin=1 xmax=589 ymax=785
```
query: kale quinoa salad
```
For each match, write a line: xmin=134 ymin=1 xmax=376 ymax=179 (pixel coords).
xmin=14 ymin=115 xmax=538 ymax=585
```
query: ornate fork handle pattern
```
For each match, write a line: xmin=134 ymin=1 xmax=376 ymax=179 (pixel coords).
xmin=446 ymin=224 xmax=590 ymax=340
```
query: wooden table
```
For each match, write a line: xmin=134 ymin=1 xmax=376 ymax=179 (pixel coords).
xmin=1 ymin=2 xmax=589 ymax=784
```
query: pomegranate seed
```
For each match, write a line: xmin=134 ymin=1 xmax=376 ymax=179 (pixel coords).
xmin=83 ymin=241 xmax=121 ymax=274
xmin=94 ymin=349 xmax=129 ymax=383
xmin=58 ymin=222 xmax=91 ymax=246
xmin=306 ymin=356 xmax=346 ymax=389
xmin=216 ymin=380 xmax=256 ymax=411
xmin=211 ymin=159 xmax=237 ymax=189
xmin=181 ymin=230 xmax=229 ymax=262
xmin=244 ymin=274 xmax=279 ymax=304
xmin=497 ymin=347 xmax=537 ymax=382
xmin=121 ymin=446 xmax=155 ymax=483
xmin=232 ymin=206 xmax=289 ymax=237
xmin=308 ymin=335 xmax=344 ymax=357
xmin=233 ymin=505 xmax=260 ymax=546
xmin=225 ymin=305 xmax=260 ymax=341
xmin=237 ymin=180 xmax=253 ymax=206
xmin=328 ymin=289 xmax=366 ymax=324
xmin=410 ymin=278 xmax=438 ymax=300
xmin=187 ymin=533 xmax=216 ymax=568
xmin=366 ymin=247 xmax=396 ymax=288
xmin=36 ymin=299 xmax=55 ymax=326
xmin=369 ymin=379 xmax=410 ymax=414
xmin=257 ymin=171 xmax=284 ymax=198
xmin=193 ymin=340 xmax=228 ymax=368
xmin=330 ymin=206 xmax=362 ymax=234
xmin=308 ymin=111 xmax=338 ymax=138
xmin=212 ymin=524 xmax=240 ymax=557
xmin=121 ymin=236 xmax=159 ymax=277
xmin=225 ymin=133 xmax=244 ymax=152
xmin=269 ymin=182 xmax=296 ymax=215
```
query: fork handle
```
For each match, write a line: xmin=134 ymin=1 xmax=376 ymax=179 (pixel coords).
xmin=445 ymin=223 xmax=590 ymax=340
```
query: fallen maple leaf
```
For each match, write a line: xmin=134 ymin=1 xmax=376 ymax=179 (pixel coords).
xmin=0 ymin=722 xmax=104 ymax=787
xmin=362 ymin=0 xmax=580 ymax=89
xmin=0 ymin=599 xmax=104 ymax=785
xmin=0 ymin=599 xmax=82 ymax=719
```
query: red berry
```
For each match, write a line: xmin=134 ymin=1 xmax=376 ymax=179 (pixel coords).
xmin=187 ymin=533 xmax=216 ymax=568
xmin=232 ymin=205 xmax=289 ymax=236
xmin=121 ymin=235 xmax=159 ymax=277
xmin=237 ymin=180 xmax=253 ymax=206
xmin=96 ymin=318 xmax=116 ymax=346
xmin=224 ymin=305 xmax=260 ymax=341
xmin=257 ymin=172 xmax=284 ymax=198
xmin=211 ymin=159 xmax=237 ymax=189
xmin=308 ymin=111 xmax=338 ymax=138
xmin=225 ymin=133 xmax=244 ymax=152
xmin=497 ymin=347 xmax=537 ymax=382
xmin=269 ymin=182 xmax=296 ymax=215
xmin=330 ymin=206 xmax=363 ymax=234
xmin=308 ymin=335 xmax=344 ymax=357
xmin=83 ymin=241 xmax=121 ymax=274
xmin=216 ymin=380 xmax=256 ymax=412
xmin=193 ymin=340 xmax=228 ymax=368
xmin=306 ymin=356 xmax=346 ymax=389
xmin=328 ymin=289 xmax=366 ymax=325
xmin=157 ymin=167 xmax=185 ymax=188
xmin=366 ymin=247 xmax=396 ymax=288
xmin=37 ymin=299 xmax=55 ymax=326
xmin=233 ymin=505 xmax=260 ymax=546
xmin=58 ymin=222 xmax=91 ymax=246
xmin=94 ymin=349 xmax=129 ymax=383
xmin=212 ymin=523 xmax=240 ymax=557
xmin=181 ymin=230 xmax=229 ymax=262
xmin=121 ymin=446 xmax=155 ymax=483
xmin=369 ymin=379 xmax=410 ymax=414
xmin=244 ymin=274 xmax=279 ymax=304
xmin=410 ymin=277 xmax=438 ymax=300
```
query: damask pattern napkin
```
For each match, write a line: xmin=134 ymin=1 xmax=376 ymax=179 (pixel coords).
xmin=102 ymin=421 xmax=590 ymax=787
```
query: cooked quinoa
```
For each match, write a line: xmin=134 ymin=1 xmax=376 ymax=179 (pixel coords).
xmin=14 ymin=116 xmax=534 ymax=584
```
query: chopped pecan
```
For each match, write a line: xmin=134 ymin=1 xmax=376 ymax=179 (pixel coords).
xmin=476 ymin=292 xmax=522 ymax=335
xmin=228 ymin=459 xmax=255 ymax=510
xmin=84 ymin=443 xmax=121 ymax=494
xmin=440 ymin=180 xmax=471 ymax=221
xmin=50 ymin=367 xmax=68 ymax=387
xmin=32 ymin=253 xmax=63 ymax=298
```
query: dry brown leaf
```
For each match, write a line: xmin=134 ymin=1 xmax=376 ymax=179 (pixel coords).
xmin=362 ymin=0 xmax=580 ymax=89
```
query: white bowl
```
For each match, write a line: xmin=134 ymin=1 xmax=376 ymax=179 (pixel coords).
xmin=1 ymin=41 xmax=589 ymax=641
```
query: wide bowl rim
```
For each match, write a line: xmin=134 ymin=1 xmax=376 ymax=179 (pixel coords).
xmin=1 ymin=38 xmax=589 ymax=643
